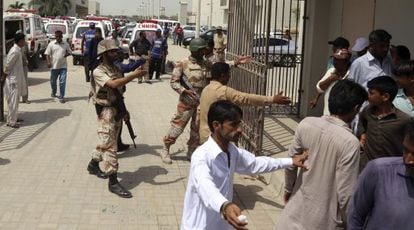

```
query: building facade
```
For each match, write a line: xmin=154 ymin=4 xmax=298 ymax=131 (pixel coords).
xmin=88 ymin=0 xmax=100 ymax=16
xmin=192 ymin=0 xmax=229 ymax=28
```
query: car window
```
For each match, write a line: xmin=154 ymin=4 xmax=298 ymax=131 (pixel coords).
xmin=126 ymin=30 xmax=132 ymax=39
xmin=24 ymin=18 xmax=30 ymax=34
xmin=35 ymin=18 xmax=43 ymax=31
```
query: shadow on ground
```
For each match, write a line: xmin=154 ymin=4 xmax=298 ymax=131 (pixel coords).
xmin=118 ymin=165 xmax=185 ymax=190
xmin=0 ymin=158 xmax=11 ymax=165
xmin=29 ymin=96 xmax=88 ymax=104
xmin=233 ymin=184 xmax=284 ymax=210
xmin=118 ymin=144 xmax=164 ymax=159
xmin=0 ymin=109 xmax=72 ymax=152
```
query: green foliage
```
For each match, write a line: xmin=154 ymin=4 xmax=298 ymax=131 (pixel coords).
xmin=8 ymin=1 xmax=26 ymax=9
xmin=29 ymin=0 xmax=72 ymax=16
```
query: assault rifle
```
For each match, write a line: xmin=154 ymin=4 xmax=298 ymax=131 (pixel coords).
xmin=112 ymin=89 xmax=137 ymax=149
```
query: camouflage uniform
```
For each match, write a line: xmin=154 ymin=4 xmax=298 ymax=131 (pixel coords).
xmin=163 ymin=56 xmax=211 ymax=158
xmin=91 ymin=63 xmax=124 ymax=175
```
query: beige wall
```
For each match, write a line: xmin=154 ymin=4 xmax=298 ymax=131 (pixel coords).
xmin=375 ymin=0 xmax=414 ymax=54
xmin=300 ymin=0 xmax=333 ymax=117
xmin=341 ymin=0 xmax=374 ymax=48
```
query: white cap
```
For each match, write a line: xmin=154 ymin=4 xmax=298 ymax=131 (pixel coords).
xmin=351 ymin=37 xmax=369 ymax=52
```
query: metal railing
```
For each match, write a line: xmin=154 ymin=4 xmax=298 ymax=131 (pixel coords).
xmin=227 ymin=0 xmax=306 ymax=155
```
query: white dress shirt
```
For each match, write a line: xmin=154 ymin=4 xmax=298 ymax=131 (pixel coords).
xmin=181 ymin=136 xmax=293 ymax=230
xmin=348 ymin=51 xmax=392 ymax=90
xmin=316 ymin=67 xmax=350 ymax=116
xmin=44 ymin=41 xmax=72 ymax=69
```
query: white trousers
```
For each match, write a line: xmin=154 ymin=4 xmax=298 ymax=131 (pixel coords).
xmin=4 ymin=78 xmax=19 ymax=125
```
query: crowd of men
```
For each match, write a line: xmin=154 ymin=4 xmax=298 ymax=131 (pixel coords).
xmin=2 ymin=24 xmax=413 ymax=229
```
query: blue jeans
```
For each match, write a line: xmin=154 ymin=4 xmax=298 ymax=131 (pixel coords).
xmin=50 ymin=68 xmax=67 ymax=99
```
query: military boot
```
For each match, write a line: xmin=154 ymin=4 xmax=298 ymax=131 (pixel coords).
xmin=108 ymin=174 xmax=132 ymax=198
xmin=160 ymin=145 xmax=172 ymax=164
xmin=87 ymin=159 xmax=108 ymax=179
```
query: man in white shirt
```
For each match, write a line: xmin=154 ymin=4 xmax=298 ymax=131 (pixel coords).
xmin=348 ymin=29 xmax=393 ymax=90
xmin=181 ymin=100 xmax=308 ymax=230
xmin=45 ymin=30 xmax=72 ymax=103
xmin=2 ymin=32 xmax=26 ymax=128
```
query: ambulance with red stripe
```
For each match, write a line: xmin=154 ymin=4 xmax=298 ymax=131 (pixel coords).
xmin=71 ymin=20 xmax=108 ymax=65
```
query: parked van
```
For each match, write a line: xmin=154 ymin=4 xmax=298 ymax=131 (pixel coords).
xmin=2 ymin=13 xmax=25 ymax=58
xmin=71 ymin=20 xmax=108 ymax=65
xmin=6 ymin=10 xmax=48 ymax=68
xmin=129 ymin=23 xmax=163 ymax=47
xmin=45 ymin=19 xmax=73 ymax=44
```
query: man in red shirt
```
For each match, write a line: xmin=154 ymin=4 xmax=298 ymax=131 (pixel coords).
xmin=174 ymin=23 xmax=184 ymax=47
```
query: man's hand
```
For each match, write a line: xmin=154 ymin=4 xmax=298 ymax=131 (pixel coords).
xmin=132 ymin=67 xmax=147 ymax=78
xmin=47 ymin=62 xmax=52 ymax=68
xmin=309 ymin=98 xmax=318 ymax=109
xmin=235 ymin=55 xmax=252 ymax=65
xmin=0 ymin=72 xmax=6 ymax=83
xmin=124 ymin=111 xmax=130 ymax=122
xmin=283 ymin=191 xmax=292 ymax=204
xmin=223 ymin=203 xmax=248 ymax=230
xmin=360 ymin=133 xmax=366 ymax=151
xmin=292 ymin=149 xmax=309 ymax=169
xmin=182 ymin=89 xmax=198 ymax=100
xmin=273 ymin=91 xmax=291 ymax=105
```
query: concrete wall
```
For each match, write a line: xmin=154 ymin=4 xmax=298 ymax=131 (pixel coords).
xmin=88 ymin=1 xmax=100 ymax=15
xmin=341 ymin=0 xmax=375 ymax=50
xmin=299 ymin=0 xmax=335 ymax=117
xmin=179 ymin=1 xmax=188 ymax=25
xmin=374 ymin=0 xmax=414 ymax=54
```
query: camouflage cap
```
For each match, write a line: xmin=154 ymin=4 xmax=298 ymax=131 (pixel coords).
xmin=97 ymin=39 xmax=119 ymax=56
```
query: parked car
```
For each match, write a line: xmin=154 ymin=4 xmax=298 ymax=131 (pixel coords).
xmin=182 ymin=29 xmax=228 ymax=47
xmin=71 ymin=20 xmax=108 ymax=65
xmin=45 ymin=19 xmax=73 ymax=44
xmin=252 ymin=37 xmax=297 ymax=67
xmin=182 ymin=25 xmax=196 ymax=38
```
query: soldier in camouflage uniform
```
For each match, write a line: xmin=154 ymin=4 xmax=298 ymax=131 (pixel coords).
xmin=161 ymin=38 xmax=211 ymax=164
xmin=87 ymin=39 xmax=146 ymax=198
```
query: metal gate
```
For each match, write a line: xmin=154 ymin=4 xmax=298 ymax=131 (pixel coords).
xmin=227 ymin=0 xmax=306 ymax=154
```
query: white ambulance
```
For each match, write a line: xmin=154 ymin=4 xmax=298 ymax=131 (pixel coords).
xmin=71 ymin=20 xmax=108 ymax=65
xmin=2 ymin=13 xmax=25 ymax=58
xmin=129 ymin=23 xmax=163 ymax=46
xmin=45 ymin=19 xmax=73 ymax=44
xmin=6 ymin=10 xmax=48 ymax=68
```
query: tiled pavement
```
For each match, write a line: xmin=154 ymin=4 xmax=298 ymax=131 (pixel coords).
xmin=0 ymin=44 xmax=299 ymax=229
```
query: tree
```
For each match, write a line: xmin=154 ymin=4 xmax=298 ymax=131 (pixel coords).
xmin=8 ymin=1 xmax=26 ymax=9
xmin=29 ymin=0 xmax=72 ymax=16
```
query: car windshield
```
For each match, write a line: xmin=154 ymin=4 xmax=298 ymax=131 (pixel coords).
xmin=75 ymin=27 xmax=89 ymax=38
xmin=134 ymin=30 xmax=157 ymax=43
xmin=46 ymin=24 xmax=67 ymax=34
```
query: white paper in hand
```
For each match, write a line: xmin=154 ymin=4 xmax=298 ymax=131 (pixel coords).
xmin=237 ymin=215 xmax=248 ymax=223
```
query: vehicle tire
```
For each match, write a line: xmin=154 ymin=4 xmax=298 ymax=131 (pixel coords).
xmin=280 ymin=55 xmax=296 ymax=67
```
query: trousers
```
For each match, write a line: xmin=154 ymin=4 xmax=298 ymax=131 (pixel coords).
xmin=4 ymin=78 xmax=19 ymax=126
xmin=91 ymin=107 xmax=122 ymax=175
xmin=163 ymin=99 xmax=200 ymax=152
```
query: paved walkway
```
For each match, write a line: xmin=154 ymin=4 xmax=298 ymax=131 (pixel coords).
xmin=0 ymin=44 xmax=298 ymax=230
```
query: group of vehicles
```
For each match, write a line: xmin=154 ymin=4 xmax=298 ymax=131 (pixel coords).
xmin=3 ymin=10 xmax=297 ymax=69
